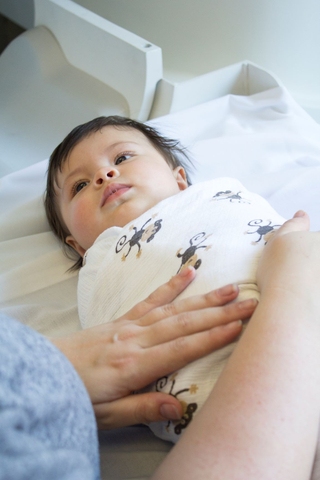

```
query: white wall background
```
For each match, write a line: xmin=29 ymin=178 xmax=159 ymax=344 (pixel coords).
xmin=0 ymin=0 xmax=34 ymax=28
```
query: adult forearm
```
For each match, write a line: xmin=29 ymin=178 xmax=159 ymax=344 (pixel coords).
xmin=153 ymin=289 xmax=320 ymax=480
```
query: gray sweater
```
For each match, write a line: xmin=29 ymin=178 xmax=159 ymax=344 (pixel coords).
xmin=0 ymin=314 xmax=100 ymax=480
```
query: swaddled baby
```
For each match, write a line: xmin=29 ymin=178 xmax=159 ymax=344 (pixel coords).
xmin=44 ymin=116 xmax=284 ymax=442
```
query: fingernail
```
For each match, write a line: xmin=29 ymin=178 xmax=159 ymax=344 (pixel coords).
xmin=218 ymin=283 xmax=238 ymax=296
xmin=224 ymin=319 xmax=243 ymax=329
xmin=160 ymin=404 xmax=182 ymax=420
xmin=238 ymin=298 xmax=258 ymax=309
xmin=178 ymin=266 xmax=195 ymax=277
xmin=294 ymin=210 xmax=306 ymax=218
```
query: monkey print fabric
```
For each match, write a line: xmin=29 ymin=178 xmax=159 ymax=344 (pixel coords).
xmin=78 ymin=178 xmax=285 ymax=443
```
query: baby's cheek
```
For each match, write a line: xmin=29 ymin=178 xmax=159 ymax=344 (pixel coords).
xmin=71 ymin=200 xmax=93 ymax=231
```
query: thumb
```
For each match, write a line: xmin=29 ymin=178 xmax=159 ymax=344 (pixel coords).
xmin=275 ymin=211 xmax=310 ymax=238
xmin=94 ymin=392 xmax=183 ymax=430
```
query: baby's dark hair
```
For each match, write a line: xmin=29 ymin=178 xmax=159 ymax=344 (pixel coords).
xmin=44 ymin=115 xmax=193 ymax=272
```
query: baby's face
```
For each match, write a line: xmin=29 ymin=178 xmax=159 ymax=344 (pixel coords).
xmin=56 ymin=126 xmax=188 ymax=256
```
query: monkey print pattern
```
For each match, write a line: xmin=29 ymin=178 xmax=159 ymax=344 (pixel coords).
xmin=245 ymin=219 xmax=282 ymax=245
xmin=212 ymin=190 xmax=251 ymax=204
xmin=156 ymin=373 xmax=198 ymax=435
xmin=176 ymin=232 xmax=212 ymax=274
xmin=116 ymin=215 xmax=162 ymax=260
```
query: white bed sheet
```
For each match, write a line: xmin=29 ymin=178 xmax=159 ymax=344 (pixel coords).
xmin=1 ymin=85 xmax=320 ymax=479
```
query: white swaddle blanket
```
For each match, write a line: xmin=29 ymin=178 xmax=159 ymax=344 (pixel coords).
xmin=78 ymin=177 xmax=285 ymax=442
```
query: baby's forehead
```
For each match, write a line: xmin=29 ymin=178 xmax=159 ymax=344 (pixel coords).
xmin=54 ymin=125 xmax=157 ymax=183
xmin=86 ymin=125 xmax=152 ymax=144
xmin=72 ymin=125 xmax=155 ymax=158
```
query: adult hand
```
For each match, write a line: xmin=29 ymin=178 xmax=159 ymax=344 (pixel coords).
xmin=51 ymin=267 xmax=257 ymax=429
xmin=257 ymin=210 xmax=320 ymax=303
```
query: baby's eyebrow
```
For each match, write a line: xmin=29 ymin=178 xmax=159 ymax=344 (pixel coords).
xmin=106 ymin=141 xmax=139 ymax=152
xmin=63 ymin=167 xmax=83 ymax=187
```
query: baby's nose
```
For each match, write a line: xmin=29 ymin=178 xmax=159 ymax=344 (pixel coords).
xmin=94 ymin=167 xmax=119 ymax=185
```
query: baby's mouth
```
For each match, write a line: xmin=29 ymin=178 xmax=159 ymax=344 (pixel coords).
xmin=101 ymin=183 xmax=131 ymax=206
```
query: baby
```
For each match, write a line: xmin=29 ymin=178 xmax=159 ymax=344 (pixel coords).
xmin=45 ymin=115 xmax=285 ymax=442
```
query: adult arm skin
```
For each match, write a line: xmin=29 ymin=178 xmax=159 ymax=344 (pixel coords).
xmin=51 ymin=267 xmax=257 ymax=429
xmin=153 ymin=212 xmax=320 ymax=480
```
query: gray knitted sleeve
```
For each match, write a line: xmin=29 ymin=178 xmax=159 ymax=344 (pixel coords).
xmin=0 ymin=314 xmax=100 ymax=480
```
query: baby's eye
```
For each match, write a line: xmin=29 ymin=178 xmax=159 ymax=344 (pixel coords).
xmin=73 ymin=181 xmax=88 ymax=196
xmin=115 ymin=154 xmax=132 ymax=165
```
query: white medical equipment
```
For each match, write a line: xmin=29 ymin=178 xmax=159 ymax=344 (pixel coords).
xmin=0 ymin=0 xmax=283 ymax=178
xmin=1 ymin=1 xmax=320 ymax=479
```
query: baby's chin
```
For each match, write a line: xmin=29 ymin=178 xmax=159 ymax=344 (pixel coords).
xmin=113 ymin=200 xmax=161 ymax=228
xmin=95 ymin=195 xmax=169 ymax=239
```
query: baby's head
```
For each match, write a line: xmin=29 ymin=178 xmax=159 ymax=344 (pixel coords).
xmin=45 ymin=116 xmax=192 ymax=270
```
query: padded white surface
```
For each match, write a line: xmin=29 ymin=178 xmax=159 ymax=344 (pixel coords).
xmin=1 ymin=86 xmax=320 ymax=479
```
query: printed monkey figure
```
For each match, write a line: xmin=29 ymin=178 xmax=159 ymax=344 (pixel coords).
xmin=212 ymin=190 xmax=250 ymax=204
xmin=116 ymin=216 xmax=162 ymax=260
xmin=156 ymin=374 xmax=198 ymax=435
xmin=245 ymin=219 xmax=282 ymax=245
xmin=176 ymin=232 xmax=212 ymax=274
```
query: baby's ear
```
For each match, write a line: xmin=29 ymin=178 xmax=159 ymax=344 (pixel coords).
xmin=173 ymin=167 xmax=188 ymax=191
xmin=65 ymin=235 xmax=86 ymax=258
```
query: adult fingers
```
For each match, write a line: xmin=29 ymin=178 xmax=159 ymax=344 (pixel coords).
xmin=137 ymin=298 xmax=257 ymax=348
xmin=136 ymin=283 xmax=240 ymax=327
xmin=94 ymin=392 xmax=184 ymax=429
xmin=270 ymin=211 xmax=310 ymax=240
xmin=257 ymin=211 xmax=314 ymax=295
xmin=123 ymin=319 xmax=244 ymax=391
xmin=120 ymin=266 xmax=196 ymax=321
